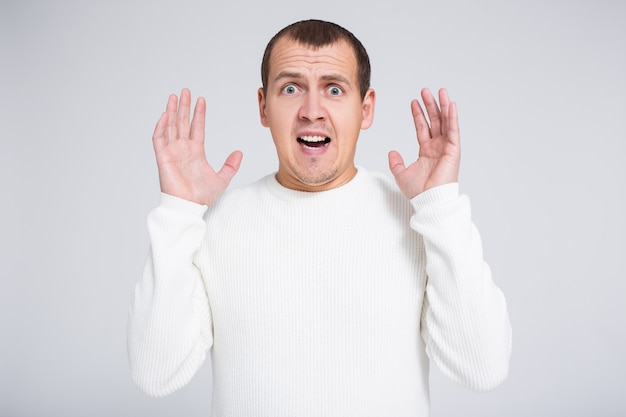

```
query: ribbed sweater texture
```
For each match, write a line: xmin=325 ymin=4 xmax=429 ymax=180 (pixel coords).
xmin=128 ymin=168 xmax=511 ymax=416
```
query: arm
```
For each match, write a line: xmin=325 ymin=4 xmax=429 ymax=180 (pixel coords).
xmin=411 ymin=184 xmax=511 ymax=391
xmin=128 ymin=194 xmax=212 ymax=396
xmin=389 ymin=89 xmax=511 ymax=390
xmin=127 ymin=89 xmax=242 ymax=396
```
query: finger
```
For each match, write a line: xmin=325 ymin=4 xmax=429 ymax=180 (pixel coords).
xmin=421 ymin=88 xmax=442 ymax=136
xmin=177 ymin=88 xmax=192 ymax=140
xmin=190 ymin=97 xmax=206 ymax=142
xmin=152 ymin=112 xmax=168 ymax=150
xmin=447 ymin=101 xmax=460 ymax=147
xmin=411 ymin=99 xmax=431 ymax=146
xmin=387 ymin=150 xmax=406 ymax=178
xmin=166 ymin=93 xmax=179 ymax=141
xmin=165 ymin=93 xmax=178 ymax=113
xmin=438 ymin=88 xmax=450 ymax=136
xmin=217 ymin=150 xmax=244 ymax=183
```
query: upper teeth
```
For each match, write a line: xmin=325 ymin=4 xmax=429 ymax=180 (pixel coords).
xmin=300 ymin=135 xmax=326 ymax=142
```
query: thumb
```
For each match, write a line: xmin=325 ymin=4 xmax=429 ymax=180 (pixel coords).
xmin=388 ymin=151 xmax=406 ymax=178
xmin=217 ymin=150 xmax=243 ymax=183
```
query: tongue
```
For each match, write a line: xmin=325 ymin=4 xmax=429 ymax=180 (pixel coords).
xmin=305 ymin=141 xmax=325 ymax=148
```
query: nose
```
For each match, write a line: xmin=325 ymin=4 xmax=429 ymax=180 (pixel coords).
xmin=298 ymin=91 xmax=326 ymax=121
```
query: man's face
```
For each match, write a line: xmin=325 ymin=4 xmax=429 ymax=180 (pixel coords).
xmin=258 ymin=37 xmax=375 ymax=192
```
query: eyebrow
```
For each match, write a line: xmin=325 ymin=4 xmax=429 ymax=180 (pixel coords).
xmin=274 ymin=71 xmax=302 ymax=83
xmin=273 ymin=71 xmax=352 ymax=87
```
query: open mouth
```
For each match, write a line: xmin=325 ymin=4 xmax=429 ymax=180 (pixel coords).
xmin=297 ymin=135 xmax=331 ymax=149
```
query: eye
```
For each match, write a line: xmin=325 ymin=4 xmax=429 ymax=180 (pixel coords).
xmin=327 ymin=85 xmax=343 ymax=96
xmin=282 ymin=84 xmax=298 ymax=95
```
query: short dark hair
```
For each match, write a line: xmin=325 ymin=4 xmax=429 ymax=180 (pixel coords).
xmin=261 ymin=19 xmax=371 ymax=100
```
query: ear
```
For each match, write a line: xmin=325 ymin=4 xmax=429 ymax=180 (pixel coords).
xmin=258 ymin=88 xmax=269 ymax=127
xmin=360 ymin=88 xmax=376 ymax=130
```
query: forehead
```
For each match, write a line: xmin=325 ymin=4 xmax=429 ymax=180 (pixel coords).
xmin=268 ymin=38 xmax=358 ymax=81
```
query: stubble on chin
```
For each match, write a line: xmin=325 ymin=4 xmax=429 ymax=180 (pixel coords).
xmin=296 ymin=166 xmax=338 ymax=187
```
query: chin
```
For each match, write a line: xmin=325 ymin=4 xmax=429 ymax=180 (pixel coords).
xmin=277 ymin=164 xmax=336 ymax=191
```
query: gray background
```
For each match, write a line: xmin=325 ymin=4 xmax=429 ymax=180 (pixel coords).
xmin=2 ymin=0 xmax=625 ymax=416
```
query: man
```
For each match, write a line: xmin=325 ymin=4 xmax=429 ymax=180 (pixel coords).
xmin=128 ymin=19 xmax=511 ymax=416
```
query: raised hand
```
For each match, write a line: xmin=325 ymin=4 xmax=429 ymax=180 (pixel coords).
xmin=152 ymin=88 xmax=243 ymax=206
xmin=388 ymin=88 xmax=461 ymax=199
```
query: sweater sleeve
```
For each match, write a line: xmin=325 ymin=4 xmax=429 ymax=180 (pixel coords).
xmin=127 ymin=193 xmax=214 ymax=397
xmin=410 ymin=183 xmax=512 ymax=392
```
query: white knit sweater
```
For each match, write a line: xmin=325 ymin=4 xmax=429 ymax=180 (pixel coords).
xmin=128 ymin=168 xmax=511 ymax=416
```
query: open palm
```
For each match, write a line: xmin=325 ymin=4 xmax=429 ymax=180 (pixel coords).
xmin=388 ymin=88 xmax=461 ymax=199
xmin=152 ymin=89 xmax=242 ymax=206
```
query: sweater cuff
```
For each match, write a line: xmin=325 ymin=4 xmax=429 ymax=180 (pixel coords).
xmin=409 ymin=183 xmax=459 ymax=210
xmin=160 ymin=192 xmax=208 ymax=218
